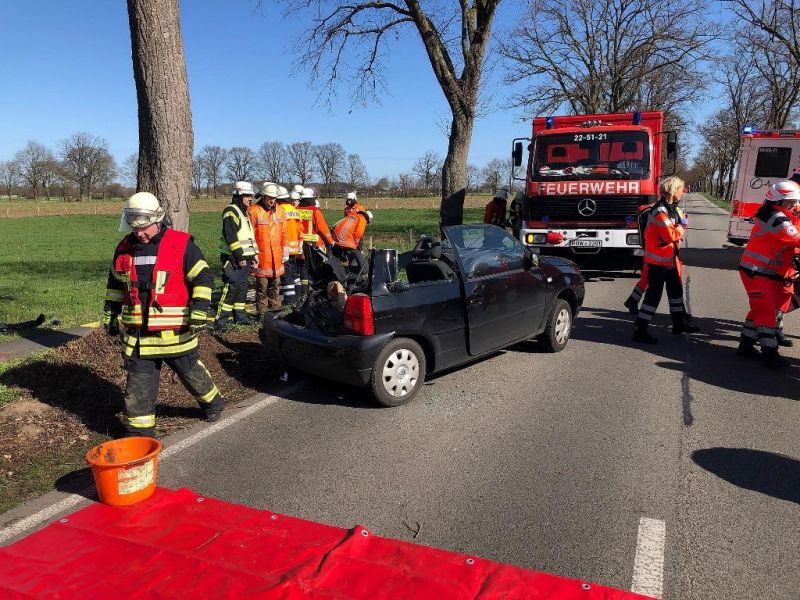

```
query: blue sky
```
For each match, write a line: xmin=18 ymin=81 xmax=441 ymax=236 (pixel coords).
xmin=0 ymin=1 xmax=718 ymax=180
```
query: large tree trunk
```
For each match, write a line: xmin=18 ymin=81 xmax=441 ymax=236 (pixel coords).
xmin=440 ymin=114 xmax=474 ymax=228
xmin=127 ymin=0 xmax=193 ymax=232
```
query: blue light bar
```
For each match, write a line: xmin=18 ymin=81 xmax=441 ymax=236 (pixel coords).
xmin=542 ymin=215 xmax=550 ymax=224
xmin=545 ymin=117 xmax=555 ymax=129
xmin=632 ymin=111 xmax=642 ymax=125
xmin=741 ymin=125 xmax=756 ymax=134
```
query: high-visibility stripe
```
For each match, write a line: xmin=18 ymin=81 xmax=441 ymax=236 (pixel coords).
xmin=644 ymin=251 xmax=672 ymax=264
xmin=125 ymin=414 xmax=156 ymax=428
xmin=233 ymin=302 xmax=246 ymax=310
xmin=198 ymin=385 xmax=220 ymax=403
xmin=186 ymin=260 xmax=209 ymax=281
xmin=105 ymin=289 xmax=124 ymax=302
xmin=742 ymin=249 xmax=771 ymax=264
xmin=133 ymin=255 xmax=157 ymax=265
xmin=138 ymin=337 xmax=198 ymax=356
xmin=192 ymin=286 xmax=212 ymax=300
xmin=230 ymin=240 xmax=242 ymax=250
xmin=191 ymin=310 xmax=207 ymax=321
xmin=223 ymin=212 xmax=240 ymax=225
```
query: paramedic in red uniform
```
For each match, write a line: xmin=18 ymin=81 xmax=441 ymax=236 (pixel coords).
xmin=738 ymin=180 xmax=800 ymax=367
xmin=632 ymin=176 xmax=699 ymax=343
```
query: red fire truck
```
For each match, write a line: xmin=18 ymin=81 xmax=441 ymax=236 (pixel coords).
xmin=727 ymin=127 xmax=800 ymax=245
xmin=511 ymin=111 xmax=676 ymax=260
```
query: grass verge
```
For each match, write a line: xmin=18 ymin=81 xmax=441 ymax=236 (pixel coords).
xmin=700 ymin=192 xmax=731 ymax=212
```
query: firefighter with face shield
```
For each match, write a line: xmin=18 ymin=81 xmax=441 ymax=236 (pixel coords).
xmin=738 ymin=180 xmax=800 ymax=368
xmin=103 ymin=192 xmax=223 ymax=437
xmin=215 ymin=181 xmax=259 ymax=329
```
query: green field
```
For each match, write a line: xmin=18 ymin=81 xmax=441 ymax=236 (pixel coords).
xmin=0 ymin=208 xmax=483 ymax=338
xmin=701 ymin=192 xmax=731 ymax=212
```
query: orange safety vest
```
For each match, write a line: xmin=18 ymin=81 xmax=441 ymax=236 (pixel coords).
xmin=113 ymin=228 xmax=191 ymax=330
xmin=248 ymin=203 xmax=287 ymax=278
xmin=276 ymin=200 xmax=303 ymax=256
xmin=333 ymin=209 xmax=367 ymax=249
xmin=643 ymin=202 xmax=684 ymax=267
xmin=740 ymin=203 xmax=800 ymax=279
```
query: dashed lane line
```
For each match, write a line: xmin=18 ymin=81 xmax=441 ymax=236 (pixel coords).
xmin=0 ymin=381 xmax=307 ymax=545
xmin=631 ymin=516 xmax=666 ymax=599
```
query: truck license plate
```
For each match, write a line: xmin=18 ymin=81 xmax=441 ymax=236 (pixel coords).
xmin=570 ymin=239 xmax=602 ymax=248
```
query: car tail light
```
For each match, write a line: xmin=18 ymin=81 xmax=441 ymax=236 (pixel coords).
xmin=343 ymin=293 xmax=374 ymax=336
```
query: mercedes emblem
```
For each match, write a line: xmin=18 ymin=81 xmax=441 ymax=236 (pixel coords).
xmin=577 ymin=198 xmax=597 ymax=217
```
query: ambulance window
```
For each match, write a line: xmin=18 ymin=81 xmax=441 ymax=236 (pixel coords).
xmin=754 ymin=147 xmax=792 ymax=178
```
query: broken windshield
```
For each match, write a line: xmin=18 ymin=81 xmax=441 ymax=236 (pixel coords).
xmin=532 ymin=131 xmax=651 ymax=181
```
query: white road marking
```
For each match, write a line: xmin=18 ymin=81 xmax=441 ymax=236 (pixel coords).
xmin=631 ymin=516 xmax=666 ymax=599
xmin=0 ymin=381 xmax=307 ymax=545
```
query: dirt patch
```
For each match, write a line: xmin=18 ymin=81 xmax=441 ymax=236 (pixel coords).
xmin=0 ymin=327 xmax=283 ymax=513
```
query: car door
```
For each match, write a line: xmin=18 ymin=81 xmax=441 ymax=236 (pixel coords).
xmin=444 ymin=225 xmax=548 ymax=356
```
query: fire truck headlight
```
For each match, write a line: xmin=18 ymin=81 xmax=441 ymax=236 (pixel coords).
xmin=626 ymin=233 xmax=640 ymax=246
xmin=532 ymin=233 xmax=547 ymax=244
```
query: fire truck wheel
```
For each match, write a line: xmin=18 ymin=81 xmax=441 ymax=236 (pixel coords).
xmin=370 ymin=338 xmax=426 ymax=407
xmin=538 ymin=298 xmax=572 ymax=353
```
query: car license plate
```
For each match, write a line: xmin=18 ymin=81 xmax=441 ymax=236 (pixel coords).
xmin=570 ymin=238 xmax=602 ymax=248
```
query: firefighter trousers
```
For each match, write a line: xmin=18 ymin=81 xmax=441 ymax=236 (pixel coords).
xmin=123 ymin=349 xmax=224 ymax=437
xmin=635 ymin=265 xmax=686 ymax=331
xmin=739 ymin=272 xmax=792 ymax=349
xmin=254 ymin=276 xmax=281 ymax=314
xmin=281 ymin=256 xmax=300 ymax=307
xmin=627 ymin=262 xmax=650 ymax=304
xmin=217 ymin=259 xmax=252 ymax=323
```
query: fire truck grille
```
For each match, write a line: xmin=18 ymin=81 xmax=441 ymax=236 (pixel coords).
xmin=525 ymin=196 xmax=649 ymax=221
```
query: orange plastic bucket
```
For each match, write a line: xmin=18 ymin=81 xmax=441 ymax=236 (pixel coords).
xmin=85 ymin=437 xmax=163 ymax=506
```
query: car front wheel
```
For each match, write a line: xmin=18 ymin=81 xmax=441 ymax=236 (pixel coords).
xmin=370 ymin=337 xmax=426 ymax=407
xmin=538 ymin=298 xmax=572 ymax=352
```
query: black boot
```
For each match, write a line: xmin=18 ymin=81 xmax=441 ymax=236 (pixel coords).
xmin=233 ymin=310 xmax=254 ymax=325
xmin=633 ymin=319 xmax=658 ymax=344
xmin=762 ymin=347 xmax=790 ymax=369
xmin=623 ymin=297 xmax=639 ymax=314
xmin=672 ymin=313 xmax=700 ymax=335
xmin=776 ymin=332 xmax=794 ymax=347
xmin=736 ymin=336 xmax=760 ymax=359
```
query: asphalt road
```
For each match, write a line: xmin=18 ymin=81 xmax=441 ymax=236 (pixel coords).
xmin=6 ymin=194 xmax=798 ymax=598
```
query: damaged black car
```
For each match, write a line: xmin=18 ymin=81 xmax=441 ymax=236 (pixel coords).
xmin=260 ymin=224 xmax=585 ymax=407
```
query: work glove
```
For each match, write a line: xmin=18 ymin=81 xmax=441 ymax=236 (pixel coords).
xmin=102 ymin=312 xmax=120 ymax=337
xmin=679 ymin=217 xmax=689 ymax=226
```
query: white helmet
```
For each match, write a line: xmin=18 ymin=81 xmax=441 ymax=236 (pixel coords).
xmin=765 ymin=180 xmax=800 ymax=203
xmin=233 ymin=181 xmax=256 ymax=196
xmin=365 ymin=210 xmax=374 ymax=224
xmin=277 ymin=186 xmax=290 ymax=201
xmin=290 ymin=190 xmax=301 ymax=201
xmin=260 ymin=182 xmax=280 ymax=198
xmin=121 ymin=191 xmax=164 ymax=229
xmin=292 ymin=184 xmax=304 ymax=194
xmin=301 ymin=187 xmax=315 ymax=199
xmin=346 ymin=191 xmax=357 ymax=201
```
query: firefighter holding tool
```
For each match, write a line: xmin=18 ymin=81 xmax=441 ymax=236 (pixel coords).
xmin=103 ymin=192 xmax=224 ymax=438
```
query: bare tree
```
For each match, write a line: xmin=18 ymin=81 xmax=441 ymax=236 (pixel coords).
xmin=500 ymin=0 xmax=715 ymax=119
xmin=191 ymin=154 xmax=203 ymax=198
xmin=40 ymin=159 xmax=64 ymax=200
xmin=481 ymin=158 xmax=506 ymax=193
xmin=286 ymin=141 xmax=315 ymax=185
xmin=725 ymin=0 xmax=800 ymax=64
xmin=277 ymin=0 xmax=503 ymax=226
xmin=397 ymin=172 xmax=414 ymax=197
xmin=346 ymin=153 xmax=369 ymax=189
xmin=465 ymin=163 xmax=479 ymax=192
xmin=225 ymin=146 xmax=258 ymax=183
xmin=120 ymin=153 xmax=139 ymax=188
xmin=0 ymin=160 xmax=20 ymax=200
xmin=14 ymin=141 xmax=53 ymax=199
xmin=59 ymin=133 xmax=117 ymax=200
xmin=198 ymin=145 xmax=227 ymax=197
xmin=257 ymin=141 xmax=286 ymax=184
xmin=127 ymin=0 xmax=194 ymax=231
xmin=313 ymin=143 xmax=346 ymax=198
xmin=412 ymin=151 xmax=442 ymax=193
xmin=744 ymin=28 xmax=800 ymax=128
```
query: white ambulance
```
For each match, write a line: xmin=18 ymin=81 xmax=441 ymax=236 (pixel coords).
xmin=727 ymin=128 xmax=800 ymax=245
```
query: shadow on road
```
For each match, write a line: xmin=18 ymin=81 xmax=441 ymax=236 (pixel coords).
xmin=680 ymin=247 xmax=742 ymax=271
xmin=573 ymin=306 xmax=800 ymax=401
xmin=692 ymin=447 xmax=800 ymax=504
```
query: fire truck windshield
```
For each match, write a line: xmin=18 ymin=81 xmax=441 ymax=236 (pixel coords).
xmin=532 ymin=131 xmax=650 ymax=181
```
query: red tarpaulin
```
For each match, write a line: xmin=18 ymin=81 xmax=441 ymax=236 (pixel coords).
xmin=0 ymin=488 xmax=653 ymax=599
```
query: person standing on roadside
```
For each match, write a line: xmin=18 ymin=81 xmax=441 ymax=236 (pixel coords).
xmin=103 ymin=192 xmax=223 ymax=438
xmin=738 ymin=181 xmax=800 ymax=368
xmin=249 ymin=182 xmax=287 ymax=317
xmin=215 ymin=181 xmax=259 ymax=329
xmin=276 ymin=187 xmax=303 ymax=307
xmin=632 ymin=176 xmax=699 ymax=343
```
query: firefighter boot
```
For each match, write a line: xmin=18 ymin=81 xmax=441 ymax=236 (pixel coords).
xmin=233 ymin=309 xmax=255 ymax=326
xmin=736 ymin=336 xmax=760 ymax=359
xmin=672 ymin=312 xmax=700 ymax=335
xmin=632 ymin=319 xmax=658 ymax=344
xmin=776 ymin=331 xmax=794 ymax=347
xmin=762 ymin=347 xmax=790 ymax=369
xmin=623 ymin=296 xmax=639 ymax=314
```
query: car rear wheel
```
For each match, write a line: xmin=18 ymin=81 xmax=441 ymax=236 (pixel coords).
xmin=370 ymin=338 xmax=426 ymax=407
xmin=538 ymin=298 xmax=572 ymax=352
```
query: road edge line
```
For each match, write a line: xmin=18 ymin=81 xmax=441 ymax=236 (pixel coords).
xmin=0 ymin=381 xmax=307 ymax=545
xmin=631 ymin=516 xmax=666 ymax=598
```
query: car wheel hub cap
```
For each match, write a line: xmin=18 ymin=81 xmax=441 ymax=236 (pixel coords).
xmin=382 ymin=349 xmax=419 ymax=397
xmin=555 ymin=308 xmax=571 ymax=344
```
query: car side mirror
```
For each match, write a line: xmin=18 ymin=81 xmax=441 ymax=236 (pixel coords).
xmin=513 ymin=142 xmax=523 ymax=167
xmin=666 ymin=131 xmax=677 ymax=161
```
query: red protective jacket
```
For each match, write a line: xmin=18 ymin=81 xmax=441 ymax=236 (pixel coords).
xmin=643 ymin=201 xmax=684 ymax=267
xmin=740 ymin=203 xmax=800 ymax=279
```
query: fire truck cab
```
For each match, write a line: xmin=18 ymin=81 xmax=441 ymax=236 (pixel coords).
xmin=727 ymin=128 xmax=800 ymax=245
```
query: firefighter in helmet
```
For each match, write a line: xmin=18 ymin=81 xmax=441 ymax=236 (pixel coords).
xmin=103 ymin=192 xmax=223 ymax=437
xmin=215 ymin=181 xmax=259 ymax=329
xmin=738 ymin=180 xmax=800 ymax=367
xmin=248 ymin=182 xmax=288 ymax=316
xmin=297 ymin=187 xmax=335 ymax=298
xmin=276 ymin=186 xmax=303 ymax=307
xmin=332 ymin=191 xmax=371 ymax=271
